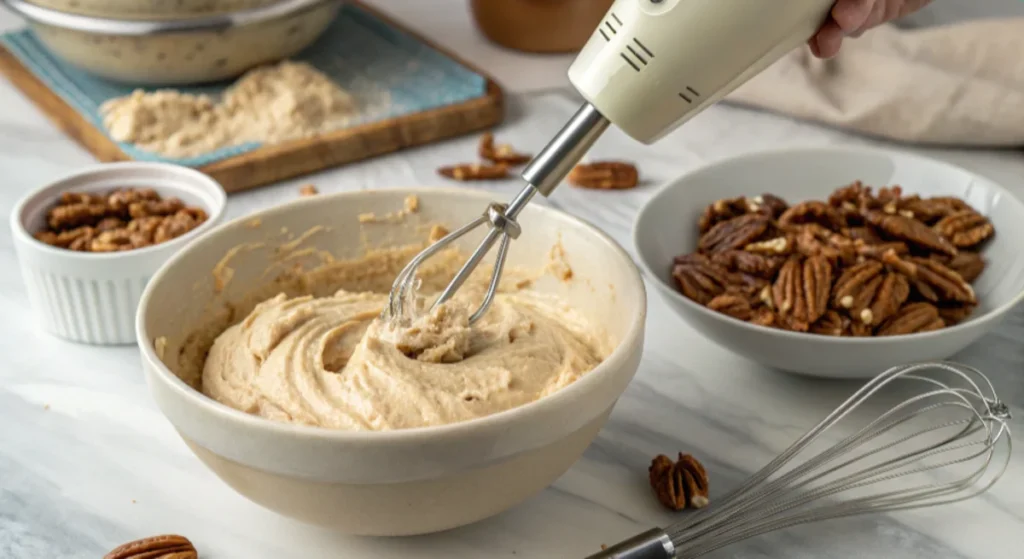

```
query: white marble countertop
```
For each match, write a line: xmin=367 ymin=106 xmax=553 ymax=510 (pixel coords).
xmin=2 ymin=4 xmax=1024 ymax=559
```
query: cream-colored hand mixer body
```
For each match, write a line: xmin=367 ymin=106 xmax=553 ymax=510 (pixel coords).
xmin=387 ymin=0 xmax=835 ymax=322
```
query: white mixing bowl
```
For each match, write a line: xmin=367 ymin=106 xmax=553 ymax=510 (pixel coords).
xmin=634 ymin=146 xmax=1024 ymax=379
xmin=136 ymin=187 xmax=646 ymax=535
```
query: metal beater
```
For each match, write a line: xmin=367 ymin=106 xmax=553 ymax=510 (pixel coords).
xmin=387 ymin=0 xmax=839 ymax=324
xmin=586 ymin=362 xmax=1012 ymax=559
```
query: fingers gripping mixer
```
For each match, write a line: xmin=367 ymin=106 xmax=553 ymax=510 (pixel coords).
xmin=387 ymin=0 xmax=837 ymax=324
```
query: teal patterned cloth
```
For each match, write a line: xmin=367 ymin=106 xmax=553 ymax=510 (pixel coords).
xmin=0 ymin=3 xmax=488 ymax=167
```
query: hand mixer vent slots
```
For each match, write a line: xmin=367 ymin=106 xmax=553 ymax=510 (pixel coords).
xmin=678 ymin=86 xmax=700 ymax=104
xmin=599 ymin=11 xmax=623 ymax=41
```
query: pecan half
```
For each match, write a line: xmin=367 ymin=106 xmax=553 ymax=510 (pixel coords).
xmin=568 ymin=161 xmax=639 ymax=190
xmin=791 ymin=224 xmax=857 ymax=266
xmin=478 ymin=132 xmax=532 ymax=165
xmin=437 ymin=163 xmax=509 ymax=181
xmin=750 ymin=193 xmax=789 ymax=218
xmin=876 ymin=302 xmax=945 ymax=336
xmin=771 ymin=255 xmax=832 ymax=327
xmin=779 ymin=201 xmax=845 ymax=231
xmin=933 ymin=251 xmax=985 ymax=283
xmin=672 ymin=253 xmax=730 ymax=305
xmin=933 ymin=210 xmax=994 ymax=248
xmin=751 ymin=307 xmax=778 ymax=328
xmin=698 ymin=214 xmax=772 ymax=254
xmin=707 ymin=293 xmax=753 ymax=321
xmin=710 ymin=250 xmax=784 ymax=278
xmin=882 ymin=252 xmax=976 ymax=305
xmin=649 ymin=453 xmax=710 ymax=511
xmin=104 ymin=534 xmax=197 ymax=559
xmin=862 ymin=211 xmax=957 ymax=257
xmin=844 ymin=226 xmax=884 ymax=244
xmin=832 ymin=261 xmax=884 ymax=322
xmin=899 ymin=195 xmax=969 ymax=224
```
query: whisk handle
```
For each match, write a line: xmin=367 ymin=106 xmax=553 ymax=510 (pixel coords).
xmin=582 ymin=528 xmax=675 ymax=559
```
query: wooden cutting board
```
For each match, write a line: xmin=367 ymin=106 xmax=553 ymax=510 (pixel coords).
xmin=0 ymin=1 xmax=504 ymax=193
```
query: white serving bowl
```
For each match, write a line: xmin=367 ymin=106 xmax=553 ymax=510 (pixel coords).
xmin=634 ymin=146 xmax=1024 ymax=379
xmin=11 ymin=162 xmax=227 ymax=345
xmin=136 ymin=187 xmax=646 ymax=536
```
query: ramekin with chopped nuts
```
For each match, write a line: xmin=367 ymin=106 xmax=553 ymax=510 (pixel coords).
xmin=10 ymin=162 xmax=226 ymax=345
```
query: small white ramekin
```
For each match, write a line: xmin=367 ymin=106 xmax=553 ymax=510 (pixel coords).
xmin=11 ymin=162 xmax=226 ymax=345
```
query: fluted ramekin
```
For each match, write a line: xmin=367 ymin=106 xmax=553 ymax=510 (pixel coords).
xmin=11 ymin=162 xmax=226 ymax=345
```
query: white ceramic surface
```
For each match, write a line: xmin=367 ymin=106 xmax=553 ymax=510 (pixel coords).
xmin=10 ymin=162 xmax=226 ymax=345
xmin=634 ymin=146 xmax=1024 ymax=379
xmin=136 ymin=187 xmax=647 ymax=535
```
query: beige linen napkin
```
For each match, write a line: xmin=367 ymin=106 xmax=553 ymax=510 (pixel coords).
xmin=727 ymin=18 xmax=1024 ymax=147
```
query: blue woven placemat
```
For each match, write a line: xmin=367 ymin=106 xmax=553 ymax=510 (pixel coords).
xmin=0 ymin=3 xmax=488 ymax=167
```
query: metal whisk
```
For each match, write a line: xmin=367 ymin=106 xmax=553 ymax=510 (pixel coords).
xmin=587 ymin=361 xmax=1012 ymax=559
xmin=386 ymin=104 xmax=611 ymax=325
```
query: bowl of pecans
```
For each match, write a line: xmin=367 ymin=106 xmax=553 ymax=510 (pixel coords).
xmin=634 ymin=146 xmax=1024 ymax=378
xmin=10 ymin=162 xmax=226 ymax=345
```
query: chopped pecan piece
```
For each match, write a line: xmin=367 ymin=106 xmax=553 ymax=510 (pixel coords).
xmin=771 ymin=255 xmax=832 ymax=327
xmin=707 ymin=294 xmax=753 ymax=321
xmin=698 ymin=197 xmax=752 ymax=234
xmin=750 ymin=193 xmax=789 ymax=218
xmin=47 ymin=202 xmax=109 ymax=230
xmin=698 ymin=214 xmax=772 ymax=254
xmin=876 ymin=302 xmax=945 ymax=336
xmin=478 ymin=132 xmax=532 ymax=165
xmin=933 ymin=251 xmax=985 ymax=283
xmin=107 ymin=188 xmax=159 ymax=214
xmin=791 ymin=224 xmax=856 ymax=266
xmin=437 ymin=163 xmax=510 ymax=181
xmin=129 ymin=198 xmax=184 ymax=219
xmin=744 ymin=236 xmax=790 ymax=255
xmin=809 ymin=309 xmax=846 ymax=336
xmin=154 ymin=210 xmax=200 ymax=244
xmin=779 ymin=201 xmax=845 ymax=231
xmin=933 ymin=210 xmax=994 ymax=248
xmin=649 ymin=453 xmax=710 ymax=511
xmin=568 ymin=161 xmax=639 ymax=190
xmin=299 ymin=184 xmax=319 ymax=196
xmin=936 ymin=303 xmax=977 ymax=326
xmin=710 ymin=250 xmax=783 ymax=278
xmin=104 ymin=534 xmax=197 ymax=559
xmin=881 ymin=252 xmax=976 ymax=305
xmin=855 ymin=240 xmax=909 ymax=259
xmin=862 ymin=210 xmax=957 ymax=257
xmin=672 ymin=253 xmax=730 ymax=305
xmin=751 ymin=307 xmax=777 ymax=327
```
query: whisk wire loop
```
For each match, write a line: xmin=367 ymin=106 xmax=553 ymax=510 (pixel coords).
xmin=587 ymin=362 xmax=1012 ymax=559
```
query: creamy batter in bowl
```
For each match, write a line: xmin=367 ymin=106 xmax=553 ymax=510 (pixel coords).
xmin=137 ymin=188 xmax=646 ymax=535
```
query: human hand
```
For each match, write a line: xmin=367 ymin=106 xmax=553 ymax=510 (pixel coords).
xmin=809 ymin=0 xmax=933 ymax=58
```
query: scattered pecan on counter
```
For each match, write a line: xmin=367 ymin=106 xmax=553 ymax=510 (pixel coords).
xmin=437 ymin=162 xmax=510 ymax=181
xmin=34 ymin=188 xmax=208 ymax=253
xmin=671 ymin=183 xmax=995 ymax=336
xmin=568 ymin=161 xmax=639 ymax=190
xmin=478 ymin=132 xmax=532 ymax=165
xmin=104 ymin=534 xmax=198 ymax=559
xmin=649 ymin=453 xmax=710 ymax=511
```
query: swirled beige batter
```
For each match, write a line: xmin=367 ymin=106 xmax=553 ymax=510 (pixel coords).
xmin=201 ymin=274 xmax=607 ymax=431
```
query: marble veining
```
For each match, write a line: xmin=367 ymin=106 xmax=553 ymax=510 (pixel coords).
xmin=2 ymin=25 xmax=1023 ymax=559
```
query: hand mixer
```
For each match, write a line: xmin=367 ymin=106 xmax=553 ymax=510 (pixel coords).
xmin=585 ymin=361 xmax=1011 ymax=559
xmin=387 ymin=0 xmax=838 ymax=324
